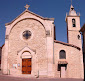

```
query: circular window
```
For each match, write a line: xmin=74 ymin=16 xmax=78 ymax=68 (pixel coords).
xmin=22 ymin=30 xmax=31 ymax=40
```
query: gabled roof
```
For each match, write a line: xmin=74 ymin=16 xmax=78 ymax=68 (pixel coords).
xmin=5 ymin=9 xmax=54 ymax=26
xmin=80 ymin=24 xmax=85 ymax=32
xmin=54 ymin=40 xmax=80 ymax=50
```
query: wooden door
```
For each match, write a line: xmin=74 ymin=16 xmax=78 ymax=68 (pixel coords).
xmin=22 ymin=58 xmax=31 ymax=74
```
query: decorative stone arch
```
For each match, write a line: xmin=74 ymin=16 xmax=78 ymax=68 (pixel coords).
xmin=17 ymin=46 xmax=38 ymax=77
xmin=9 ymin=18 xmax=46 ymax=36
xmin=18 ymin=46 xmax=35 ymax=57
xmin=21 ymin=51 xmax=32 ymax=58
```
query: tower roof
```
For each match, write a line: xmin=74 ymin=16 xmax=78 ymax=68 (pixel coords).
xmin=70 ymin=4 xmax=74 ymax=11
xmin=69 ymin=4 xmax=77 ymax=16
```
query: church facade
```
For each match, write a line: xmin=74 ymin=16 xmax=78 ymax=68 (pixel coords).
xmin=1 ymin=4 xmax=84 ymax=79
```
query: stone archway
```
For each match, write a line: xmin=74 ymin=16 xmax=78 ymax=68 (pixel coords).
xmin=17 ymin=47 xmax=38 ymax=77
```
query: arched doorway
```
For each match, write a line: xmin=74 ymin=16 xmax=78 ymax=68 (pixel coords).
xmin=17 ymin=47 xmax=38 ymax=77
xmin=22 ymin=51 xmax=32 ymax=74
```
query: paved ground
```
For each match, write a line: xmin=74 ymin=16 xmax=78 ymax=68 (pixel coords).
xmin=0 ymin=75 xmax=84 ymax=81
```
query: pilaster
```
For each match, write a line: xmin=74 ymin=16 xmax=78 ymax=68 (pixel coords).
xmin=2 ymin=38 xmax=9 ymax=74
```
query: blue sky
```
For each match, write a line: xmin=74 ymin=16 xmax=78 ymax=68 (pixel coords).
xmin=0 ymin=0 xmax=85 ymax=47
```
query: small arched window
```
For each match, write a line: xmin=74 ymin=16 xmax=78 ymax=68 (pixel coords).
xmin=77 ymin=35 xmax=80 ymax=39
xmin=72 ymin=19 xmax=76 ymax=27
xmin=59 ymin=50 xmax=66 ymax=59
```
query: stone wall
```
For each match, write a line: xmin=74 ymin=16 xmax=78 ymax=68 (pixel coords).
xmin=8 ymin=19 xmax=47 ymax=76
xmin=54 ymin=42 xmax=84 ymax=79
xmin=67 ymin=17 xmax=81 ymax=48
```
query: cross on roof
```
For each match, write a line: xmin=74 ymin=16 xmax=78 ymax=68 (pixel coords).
xmin=24 ymin=4 xmax=30 ymax=10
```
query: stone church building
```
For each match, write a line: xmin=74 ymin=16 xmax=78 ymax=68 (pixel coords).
xmin=1 ymin=4 xmax=84 ymax=79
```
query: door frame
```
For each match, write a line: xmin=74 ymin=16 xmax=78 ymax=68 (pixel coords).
xmin=17 ymin=47 xmax=38 ymax=77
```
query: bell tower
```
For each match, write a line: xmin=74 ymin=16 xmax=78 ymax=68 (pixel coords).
xmin=66 ymin=4 xmax=82 ymax=48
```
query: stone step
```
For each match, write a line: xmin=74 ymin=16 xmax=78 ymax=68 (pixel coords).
xmin=0 ymin=74 xmax=84 ymax=81
xmin=0 ymin=75 xmax=84 ymax=81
